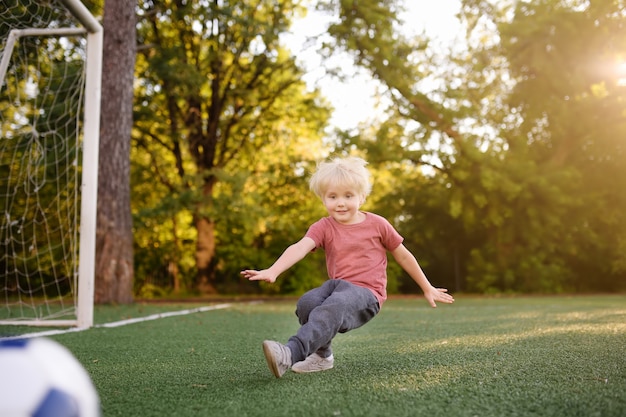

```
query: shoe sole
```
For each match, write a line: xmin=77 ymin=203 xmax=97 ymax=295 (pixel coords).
xmin=262 ymin=341 xmax=282 ymax=378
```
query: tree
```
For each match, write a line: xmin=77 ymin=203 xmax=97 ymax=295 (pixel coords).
xmin=319 ymin=0 xmax=484 ymax=291
xmin=132 ymin=0 xmax=330 ymax=293
xmin=95 ymin=0 xmax=136 ymax=303
xmin=494 ymin=0 xmax=626 ymax=291
xmin=324 ymin=0 xmax=626 ymax=292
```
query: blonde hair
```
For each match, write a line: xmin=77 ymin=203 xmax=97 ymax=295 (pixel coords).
xmin=309 ymin=156 xmax=372 ymax=198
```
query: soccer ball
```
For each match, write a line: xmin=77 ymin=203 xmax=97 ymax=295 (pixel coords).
xmin=0 ymin=337 xmax=100 ymax=417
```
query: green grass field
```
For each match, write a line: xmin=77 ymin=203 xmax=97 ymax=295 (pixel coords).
xmin=2 ymin=295 xmax=625 ymax=417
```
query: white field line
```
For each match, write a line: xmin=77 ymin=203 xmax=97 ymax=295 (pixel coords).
xmin=0 ymin=303 xmax=233 ymax=340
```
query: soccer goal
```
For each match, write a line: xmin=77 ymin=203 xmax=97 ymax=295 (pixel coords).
xmin=0 ymin=0 xmax=102 ymax=328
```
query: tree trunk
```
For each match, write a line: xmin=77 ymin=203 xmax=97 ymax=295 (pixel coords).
xmin=193 ymin=178 xmax=217 ymax=294
xmin=95 ymin=0 xmax=136 ymax=304
xmin=169 ymin=215 xmax=182 ymax=294
xmin=194 ymin=215 xmax=217 ymax=294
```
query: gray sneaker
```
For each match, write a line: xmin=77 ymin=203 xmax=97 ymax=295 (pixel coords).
xmin=262 ymin=340 xmax=292 ymax=378
xmin=292 ymin=353 xmax=334 ymax=373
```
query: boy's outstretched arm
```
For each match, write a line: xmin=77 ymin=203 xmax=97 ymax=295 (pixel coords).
xmin=391 ymin=243 xmax=455 ymax=307
xmin=241 ymin=236 xmax=316 ymax=283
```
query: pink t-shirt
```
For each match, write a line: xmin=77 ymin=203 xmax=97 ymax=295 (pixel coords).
xmin=305 ymin=212 xmax=404 ymax=307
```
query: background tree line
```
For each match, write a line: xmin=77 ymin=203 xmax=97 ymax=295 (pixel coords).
xmin=122 ymin=0 xmax=626 ymax=298
xmin=7 ymin=0 xmax=622 ymax=301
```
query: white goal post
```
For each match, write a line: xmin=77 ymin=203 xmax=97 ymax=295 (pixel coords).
xmin=0 ymin=0 xmax=102 ymax=328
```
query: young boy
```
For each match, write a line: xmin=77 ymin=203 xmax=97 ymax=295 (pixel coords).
xmin=241 ymin=156 xmax=454 ymax=378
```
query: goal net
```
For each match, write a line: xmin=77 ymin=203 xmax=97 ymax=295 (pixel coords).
xmin=0 ymin=0 xmax=102 ymax=328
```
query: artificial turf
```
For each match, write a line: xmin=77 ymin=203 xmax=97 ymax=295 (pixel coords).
xmin=3 ymin=295 xmax=625 ymax=416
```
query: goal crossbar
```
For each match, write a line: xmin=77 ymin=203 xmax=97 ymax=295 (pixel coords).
xmin=0 ymin=28 xmax=88 ymax=89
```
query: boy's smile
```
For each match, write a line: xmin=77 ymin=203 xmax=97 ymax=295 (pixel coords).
xmin=322 ymin=186 xmax=365 ymax=225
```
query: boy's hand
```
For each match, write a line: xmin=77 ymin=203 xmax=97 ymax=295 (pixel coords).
xmin=240 ymin=269 xmax=278 ymax=283
xmin=424 ymin=286 xmax=455 ymax=308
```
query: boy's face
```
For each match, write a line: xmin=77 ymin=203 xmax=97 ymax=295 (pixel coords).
xmin=321 ymin=184 xmax=365 ymax=225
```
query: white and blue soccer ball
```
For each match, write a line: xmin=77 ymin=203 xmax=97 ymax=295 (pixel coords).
xmin=0 ymin=337 xmax=100 ymax=417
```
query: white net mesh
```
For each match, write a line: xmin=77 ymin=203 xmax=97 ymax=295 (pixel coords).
xmin=0 ymin=0 xmax=90 ymax=324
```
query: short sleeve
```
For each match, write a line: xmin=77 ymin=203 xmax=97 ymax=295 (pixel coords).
xmin=304 ymin=218 xmax=327 ymax=249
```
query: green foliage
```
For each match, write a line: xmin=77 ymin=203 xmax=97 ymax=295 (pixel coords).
xmin=126 ymin=0 xmax=626 ymax=296
xmin=130 ymin=0 xmax=331 ymax=294
xmin=326 ymin=0 xmax=626 ymax=294
xmin=494 ymin=0 xmax=626 ymax=292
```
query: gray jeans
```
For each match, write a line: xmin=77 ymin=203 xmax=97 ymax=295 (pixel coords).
xmin=286 ymin=279 xmax=380 ymax=363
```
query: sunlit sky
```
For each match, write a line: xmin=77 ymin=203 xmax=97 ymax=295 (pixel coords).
xmin=283 ymin=0 xmax=462 ymax=130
